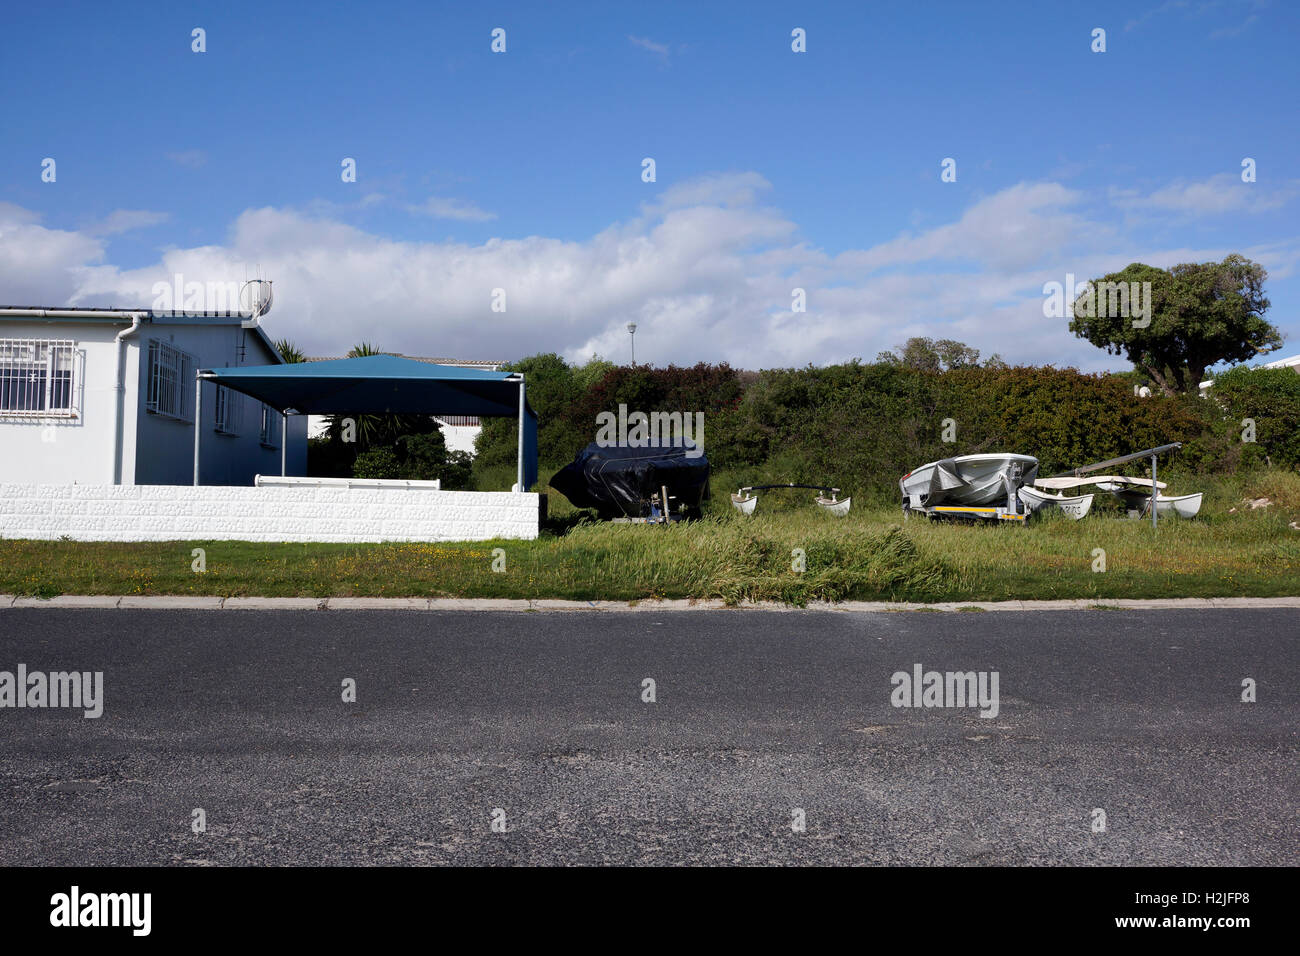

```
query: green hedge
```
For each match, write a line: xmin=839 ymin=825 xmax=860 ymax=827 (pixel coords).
xmin=475 ymin=358 xmax=1294 ymax=498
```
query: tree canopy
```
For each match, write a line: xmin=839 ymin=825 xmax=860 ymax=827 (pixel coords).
xmin=876 ymin=337 xmax=1002 ymax=371
xmin=1069 ymin=255 xmax=1281 ymax=395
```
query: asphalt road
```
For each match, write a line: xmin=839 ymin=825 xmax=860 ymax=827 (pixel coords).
xmin=0 ymin=608 xmax=1295 ymax=865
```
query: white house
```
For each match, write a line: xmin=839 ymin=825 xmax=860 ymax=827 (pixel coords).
xmin=0 ymin=306 xmax=306 ymax=486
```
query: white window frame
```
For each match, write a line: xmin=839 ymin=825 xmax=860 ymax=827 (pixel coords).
xmin=213 ymin=385 xmax=243 ymax=436
xmin=0 ymin=338 xmax=79 ymax=418
xmin=145 ymin=340 xmax=196 ymax=423
xmin=259 ymin=403 xmax=279 ymax=448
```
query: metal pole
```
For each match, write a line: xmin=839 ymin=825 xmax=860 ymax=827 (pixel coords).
xmin=192 ymin=375 xmax=203 ymax=486
xmin=281 ymin=411 xmax=288 ymax=476
xmin=516 ymin=376 xmax=526 ymax=492
xmin=1150 ymin=454 xmax=1158 ymax=529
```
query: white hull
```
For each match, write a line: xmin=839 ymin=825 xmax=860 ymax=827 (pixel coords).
xmin=730 ymin=493 xmax=757 ymax=515
xmin=1017 ymin=485 xmax=1093 ymax=519
xmin=1162 ymin=492 xmax=1203 ymax=518
xmin=1099 ymin=485 xmax=1203 ymax=517
xmin=901 ymin=454 xmax=1039 ymax=509
xmin=815 ymin=496 xmax=851 ymax=517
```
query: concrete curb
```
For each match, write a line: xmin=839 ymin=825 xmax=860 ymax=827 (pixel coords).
xmin=2 ymin=594 xmax=1298 ymax=612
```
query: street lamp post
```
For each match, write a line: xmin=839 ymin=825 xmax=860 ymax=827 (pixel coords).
xmin=627 ymin=322 xmax=637 ymax=365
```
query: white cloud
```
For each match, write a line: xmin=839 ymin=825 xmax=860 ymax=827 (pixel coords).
xmin=628 ymin=35 xmax=671 ymax=58
xmin=81 ymin=209 xmax=170 ymax=236
xmin=409 ymin=196 xmax=498 ymax=222
xmin=0 ymin=206 xmax=106 ymax=306
xmin=1110 ymin=173 xmax=1300 ymax=217
xmin=5 ymin=173 xmax=1296 ymax=372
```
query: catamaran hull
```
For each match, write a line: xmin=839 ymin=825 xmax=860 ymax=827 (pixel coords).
xmin=1095 ymin=483 xmax=1203 ymax=517
xmin=1017 ymin=485 xmax=1093 ymax=519
xmin=730 ymin=493 xmax=758 ymax=515
xmin=815 ymin=496 xmax=851 ymax=517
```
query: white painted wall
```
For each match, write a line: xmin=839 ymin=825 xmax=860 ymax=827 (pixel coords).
xmin=0 ymin=483 xmax=539 ymax=542
xmin=0 ymin=320 xmax=122 ymax=485
xmin=134 ymin=323 xmax=306 ymax=485
xmin=0 ymin=318 xmax=305 ymax=486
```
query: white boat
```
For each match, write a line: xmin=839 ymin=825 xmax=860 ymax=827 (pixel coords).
xmin=1035 ymin=475 xmax=1201 ymax=518
xmin=1017 ymin=485 xmax=1094 ymax=519
xmin=1101 ymin=486 xmax=1203 ymax=518
xmin=900 ymin=454 xmax=1039 ymax=510
xmin=730 ymin=492 xmax=758 ymax=515
xmin=730 ymin=484 xmax=849 ymax=516
xmin=1155 ymin=492 xmax=1203 ymax=518
xmin=815 ymin=494 xmax=851 ymax=517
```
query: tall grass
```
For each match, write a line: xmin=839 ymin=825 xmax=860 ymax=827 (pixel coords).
xmin=2 ymin=469 xmax=1295 ymax=603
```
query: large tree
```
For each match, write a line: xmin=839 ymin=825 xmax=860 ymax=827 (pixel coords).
xmin=1069 ymin=255 xmax=1281 ymax=395
xmin=876 ymin=337 xmax=996 ymax=371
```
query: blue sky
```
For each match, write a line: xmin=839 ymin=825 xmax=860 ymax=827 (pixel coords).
xmin=2 ymin=0 xmax=1296 ymax=371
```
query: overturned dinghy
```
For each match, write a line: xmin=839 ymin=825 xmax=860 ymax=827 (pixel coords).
xmin=730 ymin=484 xmax=851 ymax=517
xmin=1017 ymin=484 xmax=1093 ymax=520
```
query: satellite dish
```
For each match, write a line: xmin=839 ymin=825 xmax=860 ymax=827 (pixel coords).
xmin=239 ymin=279 xmax=274 ymax=323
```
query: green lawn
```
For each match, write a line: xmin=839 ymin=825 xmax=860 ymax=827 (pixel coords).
xmin=2 ymin=471 xmax=1297 ymax=604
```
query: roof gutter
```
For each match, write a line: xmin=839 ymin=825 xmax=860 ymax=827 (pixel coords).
xmin=0 ymin=308 xmax=152 ymax=320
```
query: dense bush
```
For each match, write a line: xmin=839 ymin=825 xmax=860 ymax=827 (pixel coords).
xmin=471 ymin=354 xmax=1293 ymax=500
xmin=1207 ymin=365 xmax=1300 ymax=469
xmin=351 ymin=429 xmax=472 ymax=487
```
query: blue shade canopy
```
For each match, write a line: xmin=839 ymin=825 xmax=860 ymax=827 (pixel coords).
xmin=202 ymin=355 xmax=537 ymax=489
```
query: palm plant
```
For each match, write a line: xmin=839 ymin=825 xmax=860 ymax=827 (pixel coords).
xmin=273 ymin=338 xmax=305 ymax=363
xmin=324 ymin=342 xmax=433 ymax=452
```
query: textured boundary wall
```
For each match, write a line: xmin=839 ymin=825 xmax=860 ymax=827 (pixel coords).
xmin=0 ymin=484 xmax=540 ymax=542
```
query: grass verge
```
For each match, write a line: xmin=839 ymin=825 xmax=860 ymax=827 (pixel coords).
xmin=2 ymin=471 xmax=1296 ymax=604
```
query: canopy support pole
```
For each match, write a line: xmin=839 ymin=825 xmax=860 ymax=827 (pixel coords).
xmin=516 ymin=376 xmax=525 ymax=493
xmin=1150 ymin=454 xmax=1158 ymax=529
xmin=192 ymin=374 xmax=203 ymax=486
xmin=281 ymin=412 xmax=288 ymax=476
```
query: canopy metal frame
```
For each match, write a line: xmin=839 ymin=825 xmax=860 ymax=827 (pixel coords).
xmin=191 ymin=364 xmax=529 ymax=492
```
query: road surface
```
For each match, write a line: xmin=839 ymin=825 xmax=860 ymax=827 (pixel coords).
xmin=0 ymin=608 xmax=1295 ymax=865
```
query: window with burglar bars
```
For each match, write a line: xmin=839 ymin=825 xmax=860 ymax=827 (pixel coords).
xmin=259 ymin=404 xmax=278 ymax=446
xmin=214 ymin=385 xmax=243 ymax=435
xmin=145 ymin=340 xmax=195 ymax=422
xmin=0 ymin=339 xmax=78 ymax=417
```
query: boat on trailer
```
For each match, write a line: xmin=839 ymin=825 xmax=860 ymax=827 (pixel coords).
xmin=900 ymin=453 xmax=1039 ymax=522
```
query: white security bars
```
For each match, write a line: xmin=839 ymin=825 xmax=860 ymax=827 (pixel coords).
xmin=259 ymin=404 xmax=277 ymax=446
xmin=145 ymin=340 xmax=195 ymax=422
xmin=213 ymin=385 xmax=243 ymax=435
xmin=0 ymin=339 xmax=77 ymax=417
